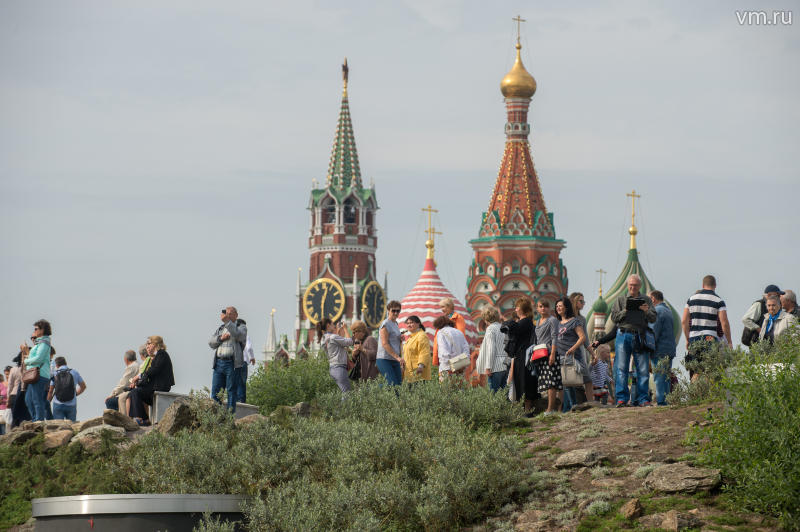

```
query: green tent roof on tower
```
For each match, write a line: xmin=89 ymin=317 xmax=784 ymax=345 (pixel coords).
xmin=586 ymin=192 xmax=681 ymax=343
xmin=311 ymin=58 xmax=375 ymax=207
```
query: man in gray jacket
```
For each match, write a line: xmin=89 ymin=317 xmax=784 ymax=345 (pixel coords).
xmin=209 ymin=306 xmax=247 ymax=413
xmin=609 ymin=274 xmax=657 ymax=407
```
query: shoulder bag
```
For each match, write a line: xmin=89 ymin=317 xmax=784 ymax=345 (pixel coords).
xmin=560 ymin=354 xmax=584 ymax=387
xmin=22 ymin=366 xmax=40 ymax=385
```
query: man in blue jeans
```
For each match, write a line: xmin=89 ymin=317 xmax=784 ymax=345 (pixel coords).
xmin=609 ymin=274 xmax=657 ymax=407
xmin=209 ymin=306 xmax=247 ymax=413
xmin=649 ymin=290 xmax=676 ymax=406
xmin=48 ymin=356 xmax=86 ymax=421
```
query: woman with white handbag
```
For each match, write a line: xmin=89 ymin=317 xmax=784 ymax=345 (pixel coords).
xmin=433 ymin=315 xmax=470 ymax=381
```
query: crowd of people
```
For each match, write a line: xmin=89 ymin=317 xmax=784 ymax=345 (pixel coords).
xmin=1 ymin=280 xmax=796 ymax=433
xmin=312 ymin=276 xmax=798 ymax=417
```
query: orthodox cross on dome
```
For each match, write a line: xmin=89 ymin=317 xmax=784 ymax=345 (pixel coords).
xmin=595 ymin=268 xmax=607 ymax=297
xmin=422 ymin=205 xmax=442 ymax=260
xmin=342 ymin=58 xmax=349 ymax=95
xmin=626 ymin=189 xmax=641 ymax=249
xmin=513 ymin=14 xmax=526 ymax=43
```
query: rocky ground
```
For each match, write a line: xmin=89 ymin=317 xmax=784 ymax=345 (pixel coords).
xmin=479 ymin=403 xmax=779 ymax=532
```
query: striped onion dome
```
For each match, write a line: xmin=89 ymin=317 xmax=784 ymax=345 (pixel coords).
xmin=397 ymin=250 xmax=478 ymax=345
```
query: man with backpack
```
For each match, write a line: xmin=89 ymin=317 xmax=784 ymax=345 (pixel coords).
xmin=47 ymin=356 xmax=86 ymax=421
xmin=741 ymin=284 xmax=784 ymax=347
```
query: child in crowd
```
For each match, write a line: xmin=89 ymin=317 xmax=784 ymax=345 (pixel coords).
xmin=591 ymin=344 xmax=612 ymax=404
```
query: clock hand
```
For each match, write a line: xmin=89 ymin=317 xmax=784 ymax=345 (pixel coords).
xmin=321 ymin=284 xmax=329 ymax=315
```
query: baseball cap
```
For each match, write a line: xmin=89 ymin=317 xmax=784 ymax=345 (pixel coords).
xmin=764 ymin=284 xmax=785 ymax=295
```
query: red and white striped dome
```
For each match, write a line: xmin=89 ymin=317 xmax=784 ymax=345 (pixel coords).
xmin=398 ymin=256 xmax=478 ymax=345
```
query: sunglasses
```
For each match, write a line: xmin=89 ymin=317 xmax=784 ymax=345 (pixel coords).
xmin=389 ymin=308 xmax=401 ymax=313
xmin=221 ymin=309 xmax=227 ymax=314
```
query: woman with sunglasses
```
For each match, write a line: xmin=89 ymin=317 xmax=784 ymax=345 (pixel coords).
xmin=377 ymin=301 xmax=404 ymax=386
xmin=20 ymin=319 xmax=52 ymax=421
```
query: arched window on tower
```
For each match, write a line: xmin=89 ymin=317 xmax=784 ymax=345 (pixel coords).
xmin=321 ymin=197 xmax=336 ymax=224
xmin=343 ymin=198 xmax=357 ymax=224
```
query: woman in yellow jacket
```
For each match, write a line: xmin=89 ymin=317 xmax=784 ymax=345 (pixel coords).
xmin=402 ymin=315 xmax=431 ymax=383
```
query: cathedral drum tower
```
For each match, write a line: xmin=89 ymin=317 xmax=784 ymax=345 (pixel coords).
xmin=466 ymin=24 xmax=568 ymax=328
xmin=296 ymin=60 xmax=386 ymax=349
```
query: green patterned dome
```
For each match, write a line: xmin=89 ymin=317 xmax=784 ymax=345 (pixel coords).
xmin=591 ymin=297 xmax=608 ymax=315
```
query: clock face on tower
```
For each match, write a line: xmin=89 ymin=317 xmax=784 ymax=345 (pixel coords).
xmin=302 ymin=278 xmax=346 ymax=325
xmin=361 ymin=281 xmax=387 ymax=329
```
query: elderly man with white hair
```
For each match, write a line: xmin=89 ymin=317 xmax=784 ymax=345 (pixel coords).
xmin=780 ymin=290 xmax=799 ymax=319
xmin=609 ymin=274 xmax=657 ymax=407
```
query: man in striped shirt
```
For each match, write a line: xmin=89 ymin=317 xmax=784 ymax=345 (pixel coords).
xmin=681 ymin=275 xmax=732 ymax=378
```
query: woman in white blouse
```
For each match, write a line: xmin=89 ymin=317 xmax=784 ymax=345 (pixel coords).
xmin=433 ymin=315 xmax=470 ymax=381
xmin=475 ymin=306 xmax=509 ymax=392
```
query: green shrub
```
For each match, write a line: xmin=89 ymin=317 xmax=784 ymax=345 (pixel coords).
xmin=696 ymin=328 xmax=800 ymax=530
xmin=668 ymin=340 xmax=740 ymax=405
xmin=247 ymin=353 xmax=337 ymax=412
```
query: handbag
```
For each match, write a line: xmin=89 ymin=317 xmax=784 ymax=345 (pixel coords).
xmin=22 ymin=367 xmax=40 ymax=385
xmin=635 ymin=328 xmax=656 ymax=353
xmin=449 ymin=353 xmax=470 ymax=372
xmin=348 ymin=353 xmax=362 ymax=380
xmin=560 ymin=355 xmax=583 ymax=387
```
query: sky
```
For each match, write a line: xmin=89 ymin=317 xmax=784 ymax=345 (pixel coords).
xmin=1 ymin=1 xmax=798 ymax=418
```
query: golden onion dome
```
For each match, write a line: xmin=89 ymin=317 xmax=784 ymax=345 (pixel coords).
xmin=500 ymin=43 xmax=537 ymax=98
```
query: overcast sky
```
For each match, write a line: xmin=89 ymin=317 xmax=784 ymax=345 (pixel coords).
xmin=2 ymin=1 xmax=798 ymax=418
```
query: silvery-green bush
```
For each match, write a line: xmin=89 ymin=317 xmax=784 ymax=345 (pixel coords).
xmin=118 ymin=382 xmax=533 ymax=531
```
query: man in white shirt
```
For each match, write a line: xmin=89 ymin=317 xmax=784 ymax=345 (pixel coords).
xmin=105 ymin=350 xmax=140 ymax=411
xmin=234 ymin=319 xmax=256 ymax=404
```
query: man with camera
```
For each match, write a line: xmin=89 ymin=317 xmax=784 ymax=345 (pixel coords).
xmin=609 ymin=274 xmax=657 ymax=407
xmin=209 ymin=306 xmax=247 ymax=413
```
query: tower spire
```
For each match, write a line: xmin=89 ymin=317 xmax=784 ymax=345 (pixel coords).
xmin=326 ymin=59 xmax=361 ymax=189
xmin=626 ymin=189 xmax=641 ymax=249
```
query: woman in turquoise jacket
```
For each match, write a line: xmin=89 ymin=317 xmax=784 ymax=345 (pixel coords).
xmin=20 ymin=319 xmax=52 ymax=421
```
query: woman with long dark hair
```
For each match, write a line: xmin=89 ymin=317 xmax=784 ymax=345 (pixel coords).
xmin=316 ymin=318 xmax=354 ymax=393
xmin=555 ymin=297 xmax=591 ymax=411
xmin=402 ymin=315 xmax=431 ymax=383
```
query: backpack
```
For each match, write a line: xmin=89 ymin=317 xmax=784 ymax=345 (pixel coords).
xmin=54 ymin=369 xmax=76 ymax=402
xmin=741 ymin=299 xmax=767 ymax=347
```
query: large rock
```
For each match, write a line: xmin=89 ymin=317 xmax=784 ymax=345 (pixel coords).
xmin=44 ymin=430 xmax=74 ymax=449
xmin=72 ymin=425 xmax=126 ymax=453
xmin=1 ymin=430 xmax=38 ymax=446
xmin=619 ymin=498 xmax=642 ymax=519
xmin=554 ymin=449 xmax=607 ymax=469
xmin=235 ymin=414 xmax=268 ymax=428
xmin=644 ymin=463 xmax=721 ymax=493
xmin=43 ymin=420 xmax=74 ymax=432
xmin=102 ymin=409 xmax=140 ymax=432
xmin=155 ymin=398 xmax=196 ymax=436
xmin=73 ymin=416 xmax=105 ymax=433
xmin=639 ymin=510 xmax=703 ymax=531
xmin=290 ymin=402 xmax=311 ymax=417
xmin=20 ymin=421 xmax=44 ymax=432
